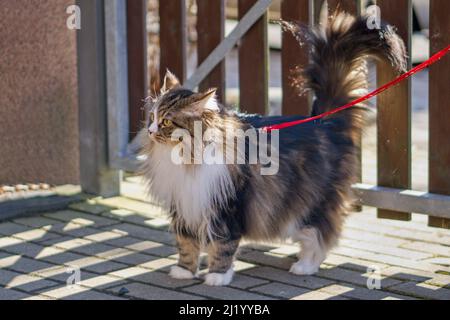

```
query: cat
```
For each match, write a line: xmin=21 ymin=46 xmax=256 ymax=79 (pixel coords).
xmin=140 ymin=11 xmax=406 ymax=286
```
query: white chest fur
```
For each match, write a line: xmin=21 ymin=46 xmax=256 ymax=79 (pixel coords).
xmin=143 ymin=144 xmax=235 ymax=231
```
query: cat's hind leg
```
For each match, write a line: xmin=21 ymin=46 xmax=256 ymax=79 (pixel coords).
xmin=204 ymin=238 xmax=240 ymax=286
xmin=169 ymin=234 xmax=200 ymax=279
xmin=290 ymin=227 xmax=327 ymax=275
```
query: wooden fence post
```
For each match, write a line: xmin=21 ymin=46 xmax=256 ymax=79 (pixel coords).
xmin=428 ymin=0 xmax=450 ymax=229
xmin=197 ymin=0 xmax=226 ymax=103
xmin=313 ymin=0 xmax=358 ymax=22
xmin=327 ymin=0 xmax=358 ymax=13
xmin=281 ymin=0 xmax=310 ymax=116
xmin=76 ymin=0 xmax=121 ymax=197
xmin=126 ymin=0 xmax=147 ymax=140
xmin=376 ymin=0 xmax=412 ymax=221
xmin=159 ymin=0 xmax=187 ymax=83
xmin=238 ymin=0 xmax=269 ymax=114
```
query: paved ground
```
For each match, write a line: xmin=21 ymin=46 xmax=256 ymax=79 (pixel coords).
xmin=0 ymin=178 xmax=449 ymax=300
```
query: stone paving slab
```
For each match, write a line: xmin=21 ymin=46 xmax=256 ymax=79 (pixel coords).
xmin=0 ymin=239 xmax=65 ymax=260
xmin=0 ymin=255 xmax=56 ymax=274
xmin=338 ymin=238 xmax=434 ymax=260
xmin=316 ymin=266 xmax=403 ymax=288
xmin=380 ymin=266 xmax=450 ymax=289
xmin=0 ymin=222 xmax=34 ymax=236
xmin=238 ymin=249 xmax=296 ymax=270
xmin=44 ymin=210 xmax=118 ymax=227
xmin=109 ymin=282 xmax=205 ymax=300
xmin=103 ymin=223 xmax=175 ymax=245
xmin=104 ymin=237 xmax=178 ymax=258
xmin=0 ymin=192 xmax=450 ymax=300
xmin=39 ymin=284 xmax=125 ymax=300
xmin=318 ymin=284 xmax=415 ymax=300
xmin=68 ymin=202 xmax=113 ymax=215
xmin=228 ymin=273 xmax=270 ymax=290
xmin=0 ymin=268 xmax=58 ymax=292
xmin=121 ymin=269 xmax=201 ymax=289
xmin=388 ymin=282 xmax=450 ymax=300
xmin=0 ymin=236 xmax=24 ymax=249
xmin=250 ymin=282 xmax=310 ymax=299
xmin=138 ymin=258 xmax=178 ymax=272
xmin=39 ymin=236 xmax=95 ymax=251
xmin=323 ymin=253 xmax=391 ymax=272
xmin=23 ymin=294 xmax=55 ymax=300
xmin=0 ymin=287 xmax=30 ymax=300
xmin=97 ymin=197 xmax=167 ymax=218
xmin=341 ymin=228 xmax=410 ymax=247
xmin=331 ymin=246 xmax=450 ymax=274
xmin=13 ymin=216 xmax=63 ymax=228
xmin=184 ymin=284 xmax=274 ymax=300
xmin=241 ymin=266 xmax=335 ymax=290
xmin=401 ymin=241 xmax=450 ymax=257
xmin=32 ymin=266 xmax=104 ymax=284
xmin=0 ymin=222 xmax=61 ymax=243
xmin=345 ymin=217 xmax=450 ymax=246
xmin=78 ymin=274 xmax=128 ymax=290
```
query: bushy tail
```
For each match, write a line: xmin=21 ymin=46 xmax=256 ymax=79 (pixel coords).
xmin=282 ymin=11 xmax=407 ymax=137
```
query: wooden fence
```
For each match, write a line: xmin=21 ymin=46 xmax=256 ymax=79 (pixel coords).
xmin=123 ymin=0 xmax=450 ymax=228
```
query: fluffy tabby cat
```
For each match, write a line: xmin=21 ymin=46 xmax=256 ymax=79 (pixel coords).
xmin=140 ymin=12 xmax=406 ymax=286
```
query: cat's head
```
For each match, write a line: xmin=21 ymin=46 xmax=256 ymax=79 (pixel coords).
xmin=146 ymin=70 xmax=220 ymax=145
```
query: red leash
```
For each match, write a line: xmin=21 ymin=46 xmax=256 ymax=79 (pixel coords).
xmin=263 ymin=44 xmax=450 ymax=132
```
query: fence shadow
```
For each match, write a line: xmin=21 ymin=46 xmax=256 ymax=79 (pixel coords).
xmin=0 ymin=207 xmax=449 ymax=300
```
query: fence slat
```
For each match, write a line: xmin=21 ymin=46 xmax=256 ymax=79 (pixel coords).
xmin=428 ymin=0 xmax=450 ymax=229
xmin=77 ymin=0 xmax=120 ymax=197
xmin=313 ymin=0 xmax=357 ymax=21
xmin=377 ymin=0 xmax=412 ymax=221
xmin=281 ymin=0 xmax=310 ymax=116
xmin=326 ymin=0 xmax=357 ymax=13
xmin=197 ymin=0 xmax=226 ymax=103
xmin=126 ymin=0 xmax=147 ymax=140
xmin=159 ymin=0 xmax=187 ymax=82
xmin=238 ymin=0 xmax=269 ymax=114
xmin=353 ymin=183 xmax=450 ymax=219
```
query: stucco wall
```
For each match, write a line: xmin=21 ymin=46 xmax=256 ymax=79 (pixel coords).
xmin=0 ymin=0 xmax=79 ymax=185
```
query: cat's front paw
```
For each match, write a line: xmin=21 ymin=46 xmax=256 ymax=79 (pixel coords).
xmin=169 ymin=265 xmax=195 ymax=279
xmin=289 ymin=260 xmax=319 ymax=275
xmin=204 ymin=268 xmax=234 ymax=286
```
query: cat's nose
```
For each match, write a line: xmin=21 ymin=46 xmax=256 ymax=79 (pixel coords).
xmin=148 ymin=123 xmax=158 ymax=135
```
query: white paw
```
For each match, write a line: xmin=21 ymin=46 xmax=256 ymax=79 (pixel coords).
xmin=204 ymin=268 xmax=234 ymax=286
xmin=169 ymin=265 xmax=195 ymax=279
xmin=289 ymin=260 xmax=319 ymax=275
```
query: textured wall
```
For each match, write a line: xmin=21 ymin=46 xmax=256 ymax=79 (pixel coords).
xmin=0 ymin=0 xmax=79 ymax=185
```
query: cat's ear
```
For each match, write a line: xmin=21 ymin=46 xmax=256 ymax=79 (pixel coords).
xmin=193 ymin=88 xmax=219 ymax=112
xmin=161 ymin=69 xmax=180 ymax=93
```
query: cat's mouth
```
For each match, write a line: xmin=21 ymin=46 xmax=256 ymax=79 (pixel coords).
xmin=149 ymin=132 xmax=185 ymax=146
xmin=149 ymin=133 xmax=165 ymax=144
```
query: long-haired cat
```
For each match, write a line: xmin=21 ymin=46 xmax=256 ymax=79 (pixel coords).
xmin=140 ymin=12 xmax=406 ymax=286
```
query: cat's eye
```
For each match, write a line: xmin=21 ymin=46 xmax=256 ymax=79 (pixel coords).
xmin=162 ymin=119 xmax=172 ymax=127
xmin=149 ymin=113 xmax=155 ymax=122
